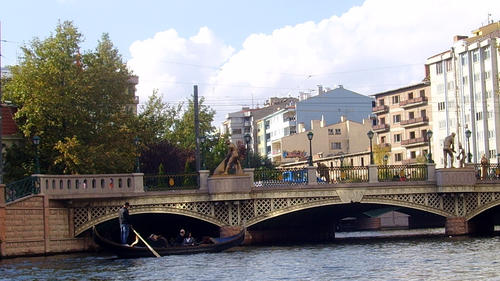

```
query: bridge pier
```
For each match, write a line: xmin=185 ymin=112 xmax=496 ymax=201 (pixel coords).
xmin=445 ymin=217 xmax=495 ymax=236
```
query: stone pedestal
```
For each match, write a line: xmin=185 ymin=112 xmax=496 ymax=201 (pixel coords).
xmin=199 ymin=170 xmax=210 ymax=191
xmin=368 ymin=165 xmax=378 ymax=183
xmin=307 ymin=166 xmax=318 ymax=185
xmin=436 ymin=168 xmax=476 ymax=192
xmin=208 ymin=174 xmax=252 ymax=194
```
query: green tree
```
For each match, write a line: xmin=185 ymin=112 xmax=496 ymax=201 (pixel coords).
xmin=4 ymin=21 xmax=136 ymax=175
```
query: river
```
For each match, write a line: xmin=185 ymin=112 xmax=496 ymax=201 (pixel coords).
xmin=0 ymin=235 xmax=499 ymax=281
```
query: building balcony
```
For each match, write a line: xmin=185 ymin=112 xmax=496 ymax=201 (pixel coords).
xmin=399 ymin=96 xmax=428 ymax=108
xmin=401 ymin=137 xmax=427 ymax=147
xmin=400 ymin=116 xmax=429 ymax=128
xmin=378 ymin=143 xmax=392 ymax=149
xmin=373 ymin=123 xmax=390 ymax=132
xmin=372 ymin=105 xmax=389 ymax=114
xmin=402 ymin=158 xmax=418 ymax=165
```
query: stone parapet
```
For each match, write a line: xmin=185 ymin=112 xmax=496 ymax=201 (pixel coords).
xmin=38 ymin=173 xmax=144 ymax=196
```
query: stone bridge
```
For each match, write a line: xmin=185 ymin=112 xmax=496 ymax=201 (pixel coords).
xmin=1 ymin=164 xmax=500 ymax=257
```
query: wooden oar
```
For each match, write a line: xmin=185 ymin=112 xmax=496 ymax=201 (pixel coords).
xmin=131 ymin=227 xmax=161 ymax=258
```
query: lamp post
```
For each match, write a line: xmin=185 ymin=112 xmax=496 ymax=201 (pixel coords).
xmin=426 ymin=130 xmax=434 ymax=163
xmin=367 ymin=130 xmax=374 ymax=165
xmin=465 ymin=129 xmax=472 ymax=163
xmin=32 ymin=136 xmax=41 ymax=174
xmin=383 ymin=154 xmax=389 ymax=180
xmin=199 ymin=136 xmax=206 ymax=170
xmin=244 ymin=134 xmax=251 ymax=168
xmin=134 ymin=136 xmax=140 ymax=173
xmin=307 ymin=132 xmax=314 ymax=166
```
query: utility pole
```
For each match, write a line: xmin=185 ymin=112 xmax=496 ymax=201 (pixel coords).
xmin=194 ymin=85 xmax=200 ymax=172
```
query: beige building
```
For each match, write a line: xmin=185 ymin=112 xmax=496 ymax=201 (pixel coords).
xmin=277 ymin=116 xmax=372 ymax=166
xmin=371 ymin=82 xmax=432 ymax=165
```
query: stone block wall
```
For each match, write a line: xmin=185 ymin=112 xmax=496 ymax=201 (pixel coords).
xmin=0 ymin=194 xmax=92 ymax=258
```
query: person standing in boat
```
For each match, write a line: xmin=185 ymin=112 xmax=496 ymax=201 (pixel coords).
xmin=183 ymin=232 xmax=195 ymax=246
xmin=174 ymin=228 xmax=186 ymax=245
xmin=118 ymin=202 xmax=131 ymax=245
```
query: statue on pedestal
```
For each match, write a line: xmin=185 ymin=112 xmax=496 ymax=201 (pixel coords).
xmin=443 ymin=133 xmax=456 ymax=168
xmin=213 ymin=140 xmax=244 ymax=176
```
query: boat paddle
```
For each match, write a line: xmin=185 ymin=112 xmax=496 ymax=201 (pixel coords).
xmin=131 ymin=227 xmax=161 ymax=258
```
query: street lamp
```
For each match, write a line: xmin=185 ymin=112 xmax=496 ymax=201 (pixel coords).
xmin=134 ymin=136 xmax=140 ymax=173
xmin=32 ymin=136 xmax=41 ymax=174
xmin=367 ymin=130 xmax=374 ymax=165
xmin=426 ymin=130 xmax=434 ymax=163
xmin=465 ymin=129 xmax=472 ymax=163
xmin=199 ymin=136 xmax=206 ymax=170
xmin=244 ymin=134 xmax=251 ymax=168
xmin=383 ymin=154 xmax=389 ymax=180
xmin=307 ymin=132 xmax=314 ymax=166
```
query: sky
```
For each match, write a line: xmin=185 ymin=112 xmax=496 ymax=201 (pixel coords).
xmin=1 ymin=0 xmax=499 ymax=126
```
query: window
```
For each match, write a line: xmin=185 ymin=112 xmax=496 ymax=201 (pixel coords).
xmin=331 ymin=142 xmax=342 ymax=149
xmin=394 ymin=134 xmax=401 ymax=142
xmin=393 ymin=114 xmax=401 ymax=123
xmin=394 ymin=153 xmax=402 ymax=162
xmin=436 ymin=63 xmax=443 ymax=74
xmin=381 ymin=136 xmax=386 ymax=143
xmin=379 ymin=99 xmax=385 ymax=106
xmin=438 ymin=102 xmax=446 ymax=111
xmin=476 ymin=112 xmax=483 ymax=121
xmin=445 ymin=59 xmax=452 ymax=72
xmin=409 ymin=131 xmax=416 ymax=139
xmin=408 ymin=112 xmax=415 ymax=119
xmin=419 ymin=89 xmax=425 ymax=97
xmin=489 ymin=150 xmax=496 ymax=159
xmin=462 ymin=76 xmax=468 ymax=85
xmin=488 ymin=130 xmax=494 ymax=138
xmin=473 ymin=51 xmax=479 ymax=63
xmin=474 ymin=73 xmax=480 ymax=82
xmin=410 ymin=151 xmax=417 ymax=159
xmin=328 ymin=129 xmax=334 ymax=135
xmin=380 ymin=117 xmax=385 ymax=125
xmin=461 ymin=54 xmax=468 ymax=65
xmin=420 ymin=109 xmax=426 ymax=118
xmin=483 ymin=48 xmax=490 ymax=60
xmin=408 ymin=92 xmax=413 ymax=99
xmin=392 ymin=95 xmax=400 ymax=104
xmin=232 ymin=129 xmax=242 ymax=135
xmin=484 ymin=71 xmax=491 ymax=80
xmin=335 ymin=128 xmax=341 ymax=135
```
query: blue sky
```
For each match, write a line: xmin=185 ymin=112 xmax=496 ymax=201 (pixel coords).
xmin=1 ymin=0 xmax=499 ymax=126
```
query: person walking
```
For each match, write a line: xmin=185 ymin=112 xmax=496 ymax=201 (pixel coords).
xmin=119 ymin=202 xmax=131 ymax=245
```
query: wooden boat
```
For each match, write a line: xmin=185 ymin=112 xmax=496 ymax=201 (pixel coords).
xmin=93 ymin=227 xmax=245 ymax=258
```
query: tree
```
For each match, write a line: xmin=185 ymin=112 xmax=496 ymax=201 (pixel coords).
xmin=4 ymin=21 xmax=137 ymax=175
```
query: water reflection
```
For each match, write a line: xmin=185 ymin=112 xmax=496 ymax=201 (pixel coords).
xmin=1 ymin=236 xmax=499 ymax=281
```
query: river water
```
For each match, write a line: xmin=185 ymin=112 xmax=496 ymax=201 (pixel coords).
xmin=0 ymin=235 xmax=499 ymax=281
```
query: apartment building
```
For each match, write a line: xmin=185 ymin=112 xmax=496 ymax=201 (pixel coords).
xmin=372 ymin=82 xmax=432 ymax=165
xmin=222 ymin=97 xmax=297 ymax=150
xmin=425 ymin=21 xmax=500 ymax=167
xmin=275 ymin=116 xmax=372 ymax=165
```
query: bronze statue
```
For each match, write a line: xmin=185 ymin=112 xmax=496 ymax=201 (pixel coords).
xmin=443 ymin=133 xmax=456 ymax=168
xmin=213 ymin=140 xmax=244 ymax=176
xmin=480 ymin=154 xmax=489 ymax=180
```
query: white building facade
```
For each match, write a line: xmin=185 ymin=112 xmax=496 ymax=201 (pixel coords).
xmin=426 ymin=22 xmax=500 ymax=167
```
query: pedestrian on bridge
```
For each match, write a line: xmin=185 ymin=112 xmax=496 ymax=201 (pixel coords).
xmin=119 ymin=202 xmax=131 ymax=245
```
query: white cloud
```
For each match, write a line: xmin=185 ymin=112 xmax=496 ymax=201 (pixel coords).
xmin=128 ymin=0 xmax=499 ymax=125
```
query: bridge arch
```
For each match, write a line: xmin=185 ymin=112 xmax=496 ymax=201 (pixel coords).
xmin=75 ymin=206 xmax=228 ymax=236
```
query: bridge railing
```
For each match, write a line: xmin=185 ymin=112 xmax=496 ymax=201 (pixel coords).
xmin=377 ymin=164 xmax=428 ymax=182
xmin=254 ymin=167 xmax=308 ymax=187
xmin=144 ymin=173 xmax=199 ymax=191
xmin=316 ymin=166 xmax=369 ymax=184
xmin=37 ymin=173 xmax=144 ymax=195
xmin=5 ymin=176 xmax=40 ymax=203
xmin=474 ymin=163 xmax=500 ymax=182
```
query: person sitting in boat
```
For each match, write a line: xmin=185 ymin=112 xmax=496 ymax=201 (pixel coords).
xmin=174 ymin=228 xmax=187 ymax=245
xmin=183 ymin=232 xmax=196 ymax=246
xmin=147 ymin=234 xmax=169 ymax=248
